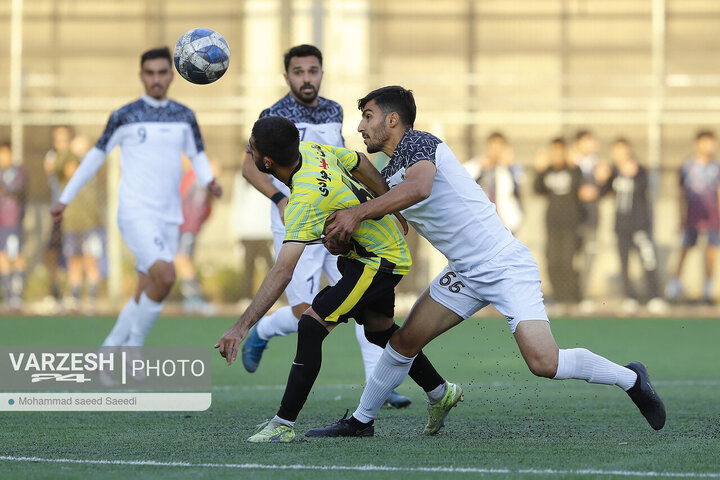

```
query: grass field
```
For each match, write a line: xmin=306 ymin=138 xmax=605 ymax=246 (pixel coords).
xmin=0 ymin=315 xmax=718 ymax=479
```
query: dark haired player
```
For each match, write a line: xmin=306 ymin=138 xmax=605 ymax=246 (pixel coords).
xmin=216 ymin=116 xmax=455 ymax=442
xmin=240 ymin=45 xmax=411 ymax=407
xmin=307 ymin=86 xmax=665 ymax=437
xmin=52 ymin=47 xmax=222 ymax=347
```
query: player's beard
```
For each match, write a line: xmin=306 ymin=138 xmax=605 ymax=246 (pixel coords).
xmin=291 ymin=82 xmax=319 ymax=105
xmin=365 ymin=124 xmax=390 ymax=154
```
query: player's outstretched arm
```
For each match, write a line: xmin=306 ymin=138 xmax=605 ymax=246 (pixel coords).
xmin=325 ymin=160 xmax=435 ymax=242
xmin=56 ymin=147 xmax=107 ymax=208
xmin=214 ymin=242 xmax=305 ymax=365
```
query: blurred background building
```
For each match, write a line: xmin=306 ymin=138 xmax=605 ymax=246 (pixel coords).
xmin=1 ymin=0 xmax=720 ymax=314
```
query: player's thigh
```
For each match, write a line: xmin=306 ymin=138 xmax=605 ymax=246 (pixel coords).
xmin=390 ymin=288 xmax=465 ymax=356
xmin=311 ymin=257 xmax=401 ymax=325
xmin=475 ymin=240 xmax=549 ymax=334
xmin=118 ymin=217 xmax=176 ymax=274
xmin=321 ymin=249 xmax=341 ymax=286
xmin=284 ymin=244 xmax=326 ymax=307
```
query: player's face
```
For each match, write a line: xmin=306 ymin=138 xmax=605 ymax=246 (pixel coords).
xmin=140 ymin=58 xmax=173 ymax=100
xmin=248 ymin=136 xmax=273 ymax=174
xmin=284 ymin=56 xmax=323 ymax=106
xmin=358 ymin=100 xmax=390 ymax=154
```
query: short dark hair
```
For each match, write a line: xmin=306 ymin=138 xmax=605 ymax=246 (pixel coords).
xmin=574 ymin=130 xmax=593 ymax=142
xmin=613 ymin=137 xmax=631 ymax=147
xmin=358 ymin=86 xmax=417 ymax=128
xmin=487 ymin=131 xmax=506 ymax=143
xmin=696 ymin=130 xmax=716 ymax=141
xmin=283 ymin=44 xmax=323 ymax=71
xmin=251 ymin=116 xmax=300 ymax=167
xmin=140 ymin=47 xmax=172 ymax=68
xmin=0 ymin=141 xmax=10 ymax=150
xmin=551 ymin=137 xmax=565 ymax=146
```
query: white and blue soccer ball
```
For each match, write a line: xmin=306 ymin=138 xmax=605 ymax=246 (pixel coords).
xmin=173 ymin=28 xmax=230 ymax=85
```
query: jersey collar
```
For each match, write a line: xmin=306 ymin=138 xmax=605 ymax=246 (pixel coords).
xmin=141 ymin=94 xmax=170 ymax=108
xmin=286 ymin=153 xmax=304 ymax=189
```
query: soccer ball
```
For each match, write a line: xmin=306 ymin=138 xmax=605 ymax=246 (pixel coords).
xmin=173 ymin=28 xmax=230 ymax=85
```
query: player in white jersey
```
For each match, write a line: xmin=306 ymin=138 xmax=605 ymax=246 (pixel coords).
xmin=51 ymin=47 xmax=222 ymax=347
xmin=239 ymin=45 xmax=410 ymax=408
xmin=306 ymin=86 xmax=665 ymax=438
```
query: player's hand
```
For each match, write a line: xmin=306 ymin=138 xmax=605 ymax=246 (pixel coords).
xmin=323 ymin=235 xmax=352 ymax=255
xmin=277 ymin=196 xmax=288 ymax=224
xmin=214 ymin=322 xmax=250 ymax=366
xmin=324 ymin=207 xmax=363 ymax=243
xmin=393 ymin=211 xmax=409 ymax=235
xmin=207 ymin=180 xmax=223 ymax=198
xmin=50 ymin=203 xmax=66 ymax=224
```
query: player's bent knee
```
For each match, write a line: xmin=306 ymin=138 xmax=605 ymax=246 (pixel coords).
xmin=526 ymin=352 xmax=559 ymax=378
xmin=389 ymin=327 xmax=422 ymax=358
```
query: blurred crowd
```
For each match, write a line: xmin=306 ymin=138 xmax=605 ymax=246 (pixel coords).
xmin=1 ymin=126 xmax=719 ymax=315
xmin=466 ymin=129 xmax=720 ymax=314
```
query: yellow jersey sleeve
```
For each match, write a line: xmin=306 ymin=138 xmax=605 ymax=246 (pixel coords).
xmin=284 ymin=199 xmax=325 ymax=243
xmin=319 ymin=145 xmax=360 ymax=171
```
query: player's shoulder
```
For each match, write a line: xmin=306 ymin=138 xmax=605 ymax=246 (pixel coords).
xmin=395 ymin=129 xmax=443 ymax=161
xmin=260 ymin=94 xmax=295 ymax=118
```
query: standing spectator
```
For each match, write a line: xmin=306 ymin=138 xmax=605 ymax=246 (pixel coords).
xmin=667 ymin=130 xmax=720 ymax=304
xmin=571 ymin=130 xmax=602 ymax=309
xmin=43 ymin=126 xmax=73 ymax=307
xmin=471 ymin=132 xmax=524 ymax=233
xmin=57 ymin=136 xmax=104 ymax=313
xmin=599 ymin=139 xmax=666 ymax=313
xmin=0 ymin=142 xmax=27 ymax=311
xmin=175 ymin=157 xmax=220 ymax=315
xmin=534 ymin=138 xmax=582 ymax=304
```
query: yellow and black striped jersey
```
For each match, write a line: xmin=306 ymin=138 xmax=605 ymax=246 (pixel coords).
xmin=283 ymin=141 xmax=411 ymax=275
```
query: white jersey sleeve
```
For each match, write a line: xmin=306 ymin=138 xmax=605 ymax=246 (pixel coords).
xmin=57 ymin=108 xmax=126 ymax=205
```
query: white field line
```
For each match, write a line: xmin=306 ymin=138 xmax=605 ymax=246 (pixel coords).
xmin=211 ymin=379 xmax=720 ymax=391
xmin=0 ymin=456 xmax=717 ymax=477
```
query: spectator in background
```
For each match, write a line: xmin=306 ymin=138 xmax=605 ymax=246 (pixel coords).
xmin=667 ymin=130 xmax=720 ymax=304
xmin=599 ymin=139 xmax=666 ymax=314
xmin=57 ymin=135 xmax=103 ymax=313
xmin=471 ymin=132 xmax=524 ymax=233
xmin=0 ymin=142 xmax=27 ymax=311
xmin=43 ymin=126 xmax=73 ymax=307
xmin=175 ymin=156 xmax=220 ymax=315
xmin=570 ymin=130 xmax=603 ymax=310
xmin=534 ymin=137 xmax=582 ymax=304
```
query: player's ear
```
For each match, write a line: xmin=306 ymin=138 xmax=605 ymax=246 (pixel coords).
xmin=387 ymin=112 xmax=399 ymax=128
xmin=283 ymin=71 xmax=290 ymax=86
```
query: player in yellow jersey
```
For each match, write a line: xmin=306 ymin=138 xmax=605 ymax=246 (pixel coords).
xmin=215 ymin=116 xmax=454 ymax=442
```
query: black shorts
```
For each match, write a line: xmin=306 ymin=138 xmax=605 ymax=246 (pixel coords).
xmin=312 ymin=256 xmax=402 ymax=323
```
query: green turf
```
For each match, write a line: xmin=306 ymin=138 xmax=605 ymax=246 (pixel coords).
xmin=0 ymin=315 xmax=718 ymax=479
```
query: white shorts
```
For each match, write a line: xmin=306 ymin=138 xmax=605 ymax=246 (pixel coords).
xmin=273 ymin=231 xmax=341 ymax=306
xmin=119 ymin=216 xmax=179 ymax=274
xmin=429 ymin=238 xmax=548 ymax=333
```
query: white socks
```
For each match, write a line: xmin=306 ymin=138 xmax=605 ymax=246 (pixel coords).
xmin=272 ymin=415 xmax=294 ymax=427
xmin=101 ymin=299 xmax=138 ymax=347
xmin=554 ymin=348 xmax=637 ymax=391
xmin=256 ymin=306 xmax=301 ymax=340
xmin=125 ymin=293 xmax=163 ymax=347
xmin=353 ymin=344 xmax=415 ymax=424
xmin=354 ymin=322 xmax=383 ymax=383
